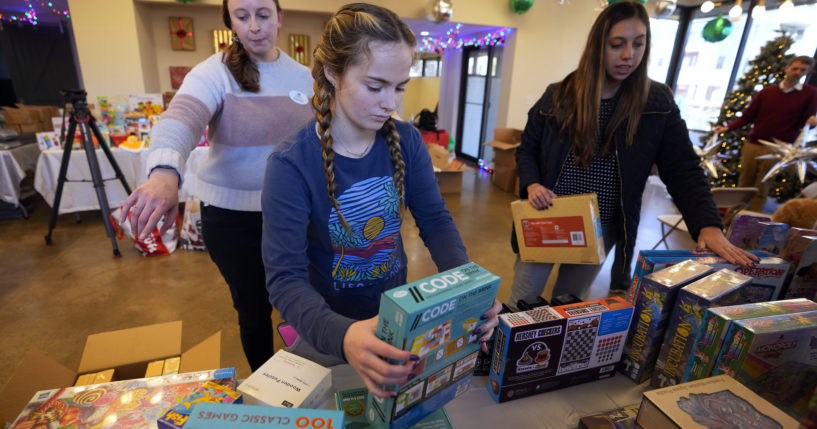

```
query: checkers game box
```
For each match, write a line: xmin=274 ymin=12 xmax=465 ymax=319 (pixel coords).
xmin=488 ymin=297 xmax=633 ymax=403
xmin=365 ymin=262 xmax=500 ymax=429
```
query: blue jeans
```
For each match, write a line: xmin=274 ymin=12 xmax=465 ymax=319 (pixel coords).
xmin=508 ymin=224 xmax=618 ymax=310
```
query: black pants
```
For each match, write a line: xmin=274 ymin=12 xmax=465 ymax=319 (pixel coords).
xmin=201 ymin=204 xmax=272 ymax=371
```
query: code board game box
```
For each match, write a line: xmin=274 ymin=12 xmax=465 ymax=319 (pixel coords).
xmin=511 ymin=194 xmax=607 ymax=264
xmin=636 ymin=374 xmax=799 ymax=429
xmin=11 ymin=368 xmax=236 ymax=429
xmin=627 ymin=250 xmax=788 ymax=304
xmin=713 ymin=310 xmax=817 ymax=419
xmin=683 ymin=298 xmax=817 ymax=383
xmin=488 ymin=297 xmax=633 ymax=403
xmin=183 ymin=403 xmax=344 ymax=429
xmin=238 ymin=350 xmax=331 ymax=409
xmin=158 ymin=380 xmax=243 ymax=429
xmin=651 ymin=269 xmax=751 ymax=388
xmin=619 ymin=260 xmax=714 ymax=383
xmin=366 ymin=262 xmax=500 ymax=429
xmin=335 ymin=387 xmax=452 ymax=429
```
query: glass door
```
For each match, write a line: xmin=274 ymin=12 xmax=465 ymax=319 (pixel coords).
xmin=456 ymin=45 xmax=502 ymax=162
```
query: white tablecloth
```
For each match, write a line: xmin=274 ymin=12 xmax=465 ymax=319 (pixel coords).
xmin=0 ymin=150 xmax=26 ymax=206
xmin=34 ymin=146 xmax=208 ymax=214
xmin=327 ymin=364 xmax=649 ymax=428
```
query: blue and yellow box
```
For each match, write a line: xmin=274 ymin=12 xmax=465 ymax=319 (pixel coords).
xmin=366 ymin=262 xmax=500 ymax=429
xmin=158 ymin=380 xmax=243 ymax=428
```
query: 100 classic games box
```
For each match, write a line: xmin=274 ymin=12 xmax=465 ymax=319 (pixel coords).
xmin=488 ymin=297 xmax=633 ymax=403
xmin=366 ymin=263 xmax=500 ymax=429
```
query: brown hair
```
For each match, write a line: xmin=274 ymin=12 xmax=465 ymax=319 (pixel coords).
xmin=312 ymin=3 xmax=416 ymax=234
xmin=552 ymin=1 xmax=651 ymax=167
xmin=788 ymin=55 xmax=814 ymax=69
xmin=221 ymin=0 xmax=283 ymax=92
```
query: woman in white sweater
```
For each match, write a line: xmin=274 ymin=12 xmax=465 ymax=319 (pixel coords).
xmin=121 ymin=0 xmax=314 ymax=371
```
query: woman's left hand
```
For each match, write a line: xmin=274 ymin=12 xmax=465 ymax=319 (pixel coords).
xmin=475 ymin=299 xmax=503 ymax=353
xmin=696 ymin=226 xmax=759 ymax=267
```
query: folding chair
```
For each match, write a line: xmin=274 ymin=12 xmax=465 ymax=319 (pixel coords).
xmin=651 ymin=187 xmax=758 ymax=249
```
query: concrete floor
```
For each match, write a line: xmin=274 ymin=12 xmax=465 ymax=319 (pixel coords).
xmin=0 ymin=170 xmax=695 ymax=390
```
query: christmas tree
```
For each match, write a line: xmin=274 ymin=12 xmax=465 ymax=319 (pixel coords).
xmin=703 ymin=32 xmax=801 ymax=200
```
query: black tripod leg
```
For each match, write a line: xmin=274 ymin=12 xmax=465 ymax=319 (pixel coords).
xmin=90 ymin=117 xmax=132 ymax=194
xmin=45 ymin=121 xmax=77 ymax=245
xmin=79 ymin=122 xmax=121 ymax=257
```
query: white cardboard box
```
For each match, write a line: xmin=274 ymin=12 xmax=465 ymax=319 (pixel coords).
xmin=237 ymin=350 xmax=332 ymax=409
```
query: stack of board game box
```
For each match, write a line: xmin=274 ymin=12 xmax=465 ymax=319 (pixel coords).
xmin=366 ymin=262 xmax=500 ymax=429
xmin=619 ymin=259 xmax=714 ymax=383
xmin=651 ymin=268 xmax=751 ymax=388
xmin=488 ymin=296 xmax=634 ymax=403
xmin=714 ymin=310 xmax=817 ymax=419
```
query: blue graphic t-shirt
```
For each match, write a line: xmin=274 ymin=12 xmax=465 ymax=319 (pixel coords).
xmin=262 ymin=120 xmax=468 ymax=360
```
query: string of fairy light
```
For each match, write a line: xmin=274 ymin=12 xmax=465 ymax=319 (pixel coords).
xmin=0 ymin=0 xmax=70 ymax=26
xmin=418 ymin=23 xmax=512 ymax=53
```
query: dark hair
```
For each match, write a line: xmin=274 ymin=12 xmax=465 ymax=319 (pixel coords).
xmin=552 ymin=1 xmax=651 ymax=167
xmin=788 ymin=55 xmax=814 ymax=69
xmin=312 ymin=3 xmax=416 ymax=234
xmin=221 ymin=0 xmax=283 ymax=92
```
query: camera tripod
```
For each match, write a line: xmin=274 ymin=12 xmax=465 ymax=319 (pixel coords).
xmin=45 ymin=89 xmax=132 ymax=257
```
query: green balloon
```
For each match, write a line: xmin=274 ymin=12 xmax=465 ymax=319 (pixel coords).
xmin=510 ymin=0 xmax=535 ymax=14
xmin=702 ymin=13 xmax=732 ymax=43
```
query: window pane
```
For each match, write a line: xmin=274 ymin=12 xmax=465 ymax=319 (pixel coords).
xmin=410 ymin=60 xmax=423 ymax=78
xmin=675 ymin=12 xmax=748 ymax=131
xmin=648 ymin=17 xmax=679 ymax=83
xmin=424 ymin=58 xmax=440 ymax=77
xmin=734 ymin=3 xmax=817 ymax=91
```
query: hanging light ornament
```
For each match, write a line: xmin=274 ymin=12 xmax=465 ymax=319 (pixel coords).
xmin=426 ymin=0 xmax=453 ymax=24
xmin=728 ymin=0 xmax=743 ymax=22
xmin=696 ymin=134 xmax=731 ymax=178
xmin=702 ymin=13 xmax=732 ymax=42
xmin=757 ymin=127 xmax=817 ymax=184
xmin=510 ymin=0 xmax=535 ymax=14
xmin=646 ymin=0 xmax=677 ymax=18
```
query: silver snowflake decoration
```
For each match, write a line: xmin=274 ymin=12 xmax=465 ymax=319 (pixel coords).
xmin=696 ymin=133 xmax=730 ymax=178
xmin=756 ymin=126 xmax=817 ymax=184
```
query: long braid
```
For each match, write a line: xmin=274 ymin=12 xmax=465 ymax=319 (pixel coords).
xmin=313 ymin=69 xmax=353 ymax=235
xmin=381 ymin=119 xmax=406 ymax=208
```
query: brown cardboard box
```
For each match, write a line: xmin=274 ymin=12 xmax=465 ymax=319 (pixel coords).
xmin=511 ymin=194 xmax=607 ymax=264
xmin=426 ymin=143 xmax=471 ymax=193
xmin=485 ymin=140 xmax=519 ymax=169
xmin=493 ymin=128 xmax=522 ymax=143
xmin=492 ymin=165 xmax=517 ymax=194
xmin=435 ymin=171 xmax=464 ymax=193
xmin=636 ymin=374 xmax=798 ymax=428
xmin=0 ymin=321 xmax=221 ymax=425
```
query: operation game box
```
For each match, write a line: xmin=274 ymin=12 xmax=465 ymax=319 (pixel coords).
xmin=683 ymin=298 xmax=817 ymax=383
xmin=488 ymin=297 xmax=633 ymax=403
xmin=619 ymin=259 xmax=714 ymax=383
xmin=366 ymin=262 xmax=500 ymax=429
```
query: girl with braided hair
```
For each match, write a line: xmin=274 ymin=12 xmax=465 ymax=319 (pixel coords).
xmin=262 ymin=3 xmax=501 ymax=397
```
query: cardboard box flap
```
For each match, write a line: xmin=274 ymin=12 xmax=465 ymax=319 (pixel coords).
xmin=0 ymin=349 xmax=76 ymax=425
xmin=485 ymin=140 xmax=519 ymax=151
xmin=78 ymin=321 xmax=182 ymax=374
xmin=427 ymin=143 xmax=450 ymax=170
xmin=180 ymin=331 xmax=221 ymax=374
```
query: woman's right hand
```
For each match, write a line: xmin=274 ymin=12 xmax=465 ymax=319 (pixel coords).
xmin=343 ymin=317 xmax=419 ymax=398
xmin=120 ymin=169 xmax=180 ymax=240
xmin=527 ymin=183 xmax=556 ymax=210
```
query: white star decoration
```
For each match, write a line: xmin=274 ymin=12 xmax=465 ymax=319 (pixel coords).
xmin=696 ymin=133 xmax=730 ymax=178
xmin=756 ymin=126 xmax=817 ymax=183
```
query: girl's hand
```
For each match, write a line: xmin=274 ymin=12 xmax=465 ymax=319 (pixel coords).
xmin=696 ymin=226 xmax=759 ymax=267
xmin=475 ymin=299 xmax=503 ymax=353
xmin=527 ymin=184 xmax=556 ymax=210
xmin=120 ymin=169 xmax=179 ymax=240
xmin=343 ymin=317 xmax=419 ymax=398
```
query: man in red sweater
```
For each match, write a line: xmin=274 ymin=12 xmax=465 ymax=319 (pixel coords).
xmin=715 ymin=55 xmax=817 ymax=211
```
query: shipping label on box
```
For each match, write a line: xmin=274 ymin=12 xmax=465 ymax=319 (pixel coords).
xmin=184 ymin=403 xmax=344 ymax=429
xmin=683 ymin=298 xmax=817 ymax=383
xmin=619 ymin=260 xmax=714 ymax=383
xmin=714 ymin=310 xmax=817 ymax=420
xmin=365 ymin=263 xmax=500 ymax=429
xmin=11 ymin=368 xmax=236 ymax=429
xmin=511 ymin=194 xmax=606 ymax=265
xmin=651 ymin=269 xmax=751 ymax=388
xmin=627 ymin=250 xmax=789 ymax=305
xmin=238 ymin=350 xmax=331 ymax=409
xmin=488 ymin=297 xmax=633 ymax=403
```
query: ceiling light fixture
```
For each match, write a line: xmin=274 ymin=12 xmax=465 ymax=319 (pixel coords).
xmin=701 ymin=1 xmax=716 ymax=13
xmin=752 ymin=0 xmax=765 ymax=17
xmin=779 ymin=0 xmax=794 ymax=12
xmin=729 ymin=0 xmax=743 ymax=21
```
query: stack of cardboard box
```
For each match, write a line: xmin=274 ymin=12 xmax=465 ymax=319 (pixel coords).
xmin=2 ymin=105 xmax=59 ymax=133
xmin=486 ymin=128 xmax=522 ymax=194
